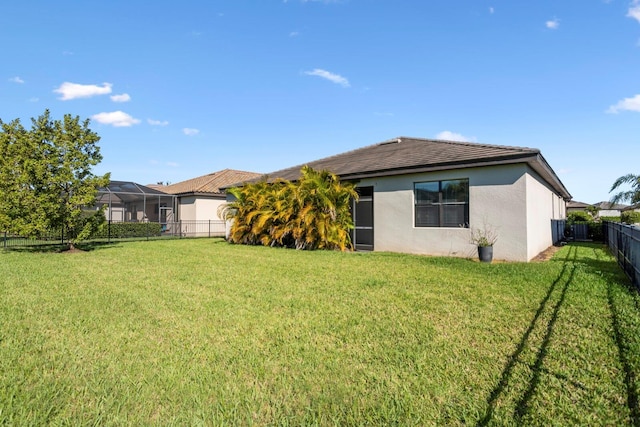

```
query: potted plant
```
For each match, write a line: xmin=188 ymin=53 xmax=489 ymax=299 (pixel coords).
xmin=470 ymin=223 xmax=498 ymax=263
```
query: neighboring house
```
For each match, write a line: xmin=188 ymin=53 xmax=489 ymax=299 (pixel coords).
xmin=158 ymin=169 xmax=262 ymax=222
xmin=231 ymin=137 xmax=571 ymax=262
xmin=593 ymin=201 xmax=628 ymax=218
xmin=622 ymin=203 xmax=640 ymax=213
xmin=96 ymin=180 xmax=176 ymax=223
xmin=567 ymin=200 xmax=592 ymax=214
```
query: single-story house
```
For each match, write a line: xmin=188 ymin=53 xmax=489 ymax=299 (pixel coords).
xmin=567 ymin=200 xmax=592 ymax=214
xmin=230 ymin=137 xmax=571 ymax=262
xmin=593 ymin=201 xmax=628 ymax=218
xmin=622 ymin=203 xmax=640 ymax=213
xmin=157 ymin=169 xmax=262 ymax=222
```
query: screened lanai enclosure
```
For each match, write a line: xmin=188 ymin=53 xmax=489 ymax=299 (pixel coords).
xmin=1 ymin=180 xmax=224 ymax=248
xmin=96 ymin=181 xmax=176 ymax=224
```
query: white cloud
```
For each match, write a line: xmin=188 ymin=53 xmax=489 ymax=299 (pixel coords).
xmin=29 ymin=97 xmax=39 ymax=103
xmin=628 ymin=0 xmax=640 ymax=23
xmin=9 ymin=76 xmax=24 ymax=84
xmin=607 ymin=94 xmax=640 ymax=113
xmin=91 ymin=111 xmax=141 ymax=127
xmin=183 ymin=128 xmax=200 ymax=136
xmin=110 ymin=93 xmax=131 ymax=103
xmin=166 ymin=162 xmax=179 ymax=167
xmin=304 ymin=68 xmax=350 ymax=87
xmin=489 ymin=7 xmax=494 ymax=14
xmin=54 ymin=82 xmax=112 ymax=100
xmin=546 ymin=18 xmax=560 ymax=29
xmin=148 ymin=119 xmax=169 ymax=126
xmin=289 ymin=31 xmax=300 ymax=37
xmin=435 ymin=131 xmax=476 ymax=142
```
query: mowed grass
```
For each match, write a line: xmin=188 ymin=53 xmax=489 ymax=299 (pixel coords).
xmin=1 ymin=240 xmax=639 ymax=425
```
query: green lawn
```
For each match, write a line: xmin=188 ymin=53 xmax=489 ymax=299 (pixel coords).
xmin=1 ymin=240 xmax=639 ymax=425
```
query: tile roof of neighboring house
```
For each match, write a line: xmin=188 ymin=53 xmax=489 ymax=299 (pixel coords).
xmin=622 ymin=203 xmax=640 ymax=211
xmin=231 ymin=136 xmax=572 ymax=199
xmin=158 ymin=169 xmax=262 ymax=196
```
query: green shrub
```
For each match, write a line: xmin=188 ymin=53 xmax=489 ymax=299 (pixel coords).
xmin=599 ymin=216 xmax=621 ymax=222
xmin=588 ymin=222 xmax=604 ymax=241
xmin=621 ymin=211 xmax=640 ymax=224
xmin=567 ymin=211 xmax=592 ymax=222
xmin=92 ymin=222 xmax=163 ymax=239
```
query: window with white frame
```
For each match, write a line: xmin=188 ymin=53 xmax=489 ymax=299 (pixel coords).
xmin=414 ymin=179 xmax=469 ymax=227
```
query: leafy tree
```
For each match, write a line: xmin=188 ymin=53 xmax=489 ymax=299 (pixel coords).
xmin=585 ymin=205 xmax=599 ymax=218
xmin=0 ymin=110 xmax=110 ymax=250
xmin=609 ymin=173 xmax=640 ymax=205
xmin=220 ymin=166 xmax=358 ymax=251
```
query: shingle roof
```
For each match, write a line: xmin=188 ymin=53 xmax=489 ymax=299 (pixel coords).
xmin=567 ymin=200 xmax=592 ymax=209
xmin=593 ymin=201 xmax=628 ymax=210
xmin=159 ymin=169 xmax=262 ymax=196
xmin=236 ymin=137 xmax=572 ymax=199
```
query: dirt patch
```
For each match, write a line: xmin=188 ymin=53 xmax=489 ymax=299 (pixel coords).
xmin=531 ymin=244 xmax=563 ymax=262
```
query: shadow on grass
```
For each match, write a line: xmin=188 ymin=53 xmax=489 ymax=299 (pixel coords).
xmin=608 ymin=280 xmax=640 ymax=427
xmin=512 ymin=249 xmax=576 ymax=423
xmin=2 ymin=241 xmax=120 ymax=254
xmin=477 ymin=246 xmax=577 ymax=426
xmin=478 ymin=242 xmax=640 ymax=426
xmin=587 ymin=242 xmax=640 ymax=426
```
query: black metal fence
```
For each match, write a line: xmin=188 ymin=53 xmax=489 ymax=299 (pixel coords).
xmin=603 ymin=221 xmax=640 ymax=289
xmin=164 ymin=220 xmax=226 ymax=238
xmin=2 ymin=220 xmax=226 ymax=248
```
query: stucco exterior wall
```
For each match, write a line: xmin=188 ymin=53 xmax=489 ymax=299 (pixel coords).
xmin=178 ymin=196 xmax=197 ymax=221
xmin=178 ymin=195 xmax=226 ymax=222
xmin=195 ymin=197 xmax=226 ymax=221
xmin=357 ymin=163 xmax=560 ymax=262
xmin=525 ymin=167 xmax=568 ymax=259
xmin=598 ymin=209 xmax=622 ymax=217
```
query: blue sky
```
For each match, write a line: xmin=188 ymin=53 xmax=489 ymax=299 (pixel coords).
xmin=1 ymin=0 xmax=639 ymax=204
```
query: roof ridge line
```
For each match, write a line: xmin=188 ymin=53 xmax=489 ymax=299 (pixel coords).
xmin=395 ymin=136 xmax=540 ymax=153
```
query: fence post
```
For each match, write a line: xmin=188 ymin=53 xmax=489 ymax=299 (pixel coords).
xmin=3 ymin=231 xmax=6 ymax=249
xmin=209 ymin=220 xmax=211 ymax=238
xmin=179 ymin=220 xmax=182 ymax=239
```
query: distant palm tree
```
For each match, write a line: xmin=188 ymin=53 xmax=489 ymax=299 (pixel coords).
xmin=609 ymin=173 xmax=640 ymax=205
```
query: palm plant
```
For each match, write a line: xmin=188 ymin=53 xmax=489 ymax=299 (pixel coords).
xmin=291 ymin=166 xmax=357 ymax=250
xmin=220 ymin=166 xmax=358 ymax=251
xmin=609 ymin=173 xmax=640 ymax=205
